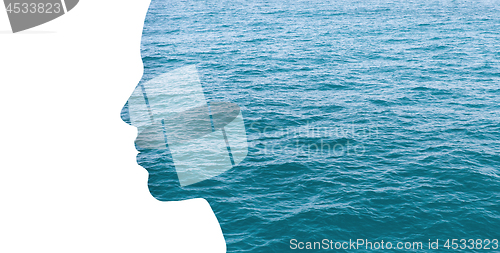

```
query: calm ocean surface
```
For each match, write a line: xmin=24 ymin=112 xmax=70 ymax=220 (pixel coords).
xmin=122 ymin=0 xmax=500 ymax=252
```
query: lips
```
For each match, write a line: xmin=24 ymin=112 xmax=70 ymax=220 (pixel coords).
xmin=4 ymin=0 xmax=79 ymax=33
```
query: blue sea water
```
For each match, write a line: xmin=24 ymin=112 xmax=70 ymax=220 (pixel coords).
xmin=122 ymin=0 xmax=500 ymax=252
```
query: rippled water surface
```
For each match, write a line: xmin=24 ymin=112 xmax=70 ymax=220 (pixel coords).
xmin=122 ymin=0 xmax=500 ymax=252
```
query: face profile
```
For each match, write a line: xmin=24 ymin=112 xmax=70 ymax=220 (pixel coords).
xmin=120 ymin=1 xmax=500 ymax=252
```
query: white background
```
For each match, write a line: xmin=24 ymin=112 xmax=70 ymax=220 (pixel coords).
xmin=0 ymin=1 xmax=226 ymax=252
